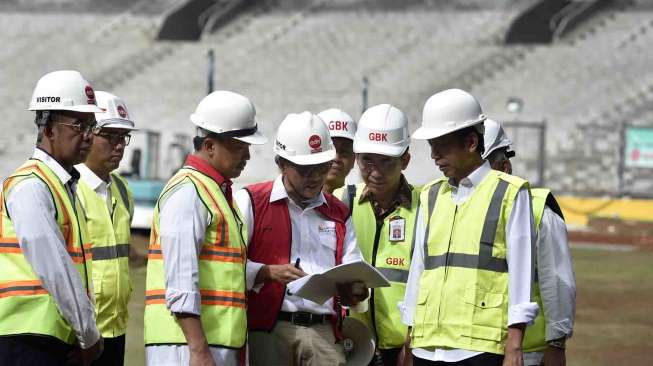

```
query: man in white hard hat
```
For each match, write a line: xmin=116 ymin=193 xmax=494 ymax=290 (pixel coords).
xmin=0 ymin=70 xmax=103 ymax=366
xmin=235 ymin=111 xmax=368 ymax=366
xmin=75 ymin=91 xmax=137 ymax=366
xmin=144 ymin=90 xmax=267 ymax=366
xmin=483 ymin=119 xmax=575 ymax=366
xmin=318 ymin=108 xmax=358 ymax=193
xmin=401 ymin=89 xmax=538 ymax=366
xmin=333 ymin=104 xmax=419 ymax=365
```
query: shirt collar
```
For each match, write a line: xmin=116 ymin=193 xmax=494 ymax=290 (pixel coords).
xmin=358 ymin=174 xmax=414 ymax=210
xmin=32 ymin=148 xmax=79 ymax=185
xmin=270 ymin=175 xmax=327 ymax=208
xmin=449 ymin=160 xmax=491 ymax=189
xmin=184 ymin=154 xmax=232 ymax=188
xmin=76 ymin=163 xmax=109 ymax=193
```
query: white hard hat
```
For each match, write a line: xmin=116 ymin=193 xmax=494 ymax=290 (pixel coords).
xmin=341 ymin=317 xmax=375 ymax=366
xmin=28 ymin=70 xmax=103 ymax=113
xmin=94 ymin=91 xmax=137 ymax=130
xmin=482 ymin=118 xmax=513 ymax=159
xmin=274 ymin=111 xmax=336 ymax=165
xmin=412 ymin=88 xmax=486 ymax=140
xmin=318 ymin=108 xmax=356 ymax=140
xmin=190 ymin=90 xmax=267 ymax=145
xmin=353 ymin=104 xmax=409 ymax=157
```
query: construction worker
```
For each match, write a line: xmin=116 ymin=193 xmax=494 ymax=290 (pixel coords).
xmin=318 ymin=108 xmax=358 ymax=193
xmin=483 ymin=119 xmax=575 ymax=366
xmin=235 ymin=111 xmax=369 ymax=366
xmin=144 ymin=91 xmax=267 ymax=366
xmin=401 ymin=89 xmax=538 ymax=366
xmin=333 ymin=104 xmax=418 ymax=365
xmin=0 ymin=70 xmax=103 ymax=365
xmin=76 ymin=91 xmax=137 ymax=366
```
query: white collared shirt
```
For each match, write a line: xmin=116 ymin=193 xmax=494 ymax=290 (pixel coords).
xmin=234 ymin=175 xmax=364 ymax=315
xmin=76 ymin=163 xmax=113 ymax=213
xmin=399 ymin=161 xmax=539 ymax=362
xmin=145 ymin=169 xmax=238 ymax=365
xmin=4 ymin=148 xmax=100 ymax=348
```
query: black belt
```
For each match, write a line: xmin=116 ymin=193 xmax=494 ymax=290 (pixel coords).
xmin=278 ymin=311 xmax=332 ymax=326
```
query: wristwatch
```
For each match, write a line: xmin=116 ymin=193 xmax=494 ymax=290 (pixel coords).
xmin=547 ymin=338 xmax=566 ymax=349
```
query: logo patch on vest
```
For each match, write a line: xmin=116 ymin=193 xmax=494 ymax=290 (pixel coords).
xmin=388 ymin=216 xmax=405 ymax=242
xmin=318 ymin=222 xmax=336 ymax=234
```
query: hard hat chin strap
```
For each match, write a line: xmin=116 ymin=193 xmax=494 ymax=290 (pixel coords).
xmin=283 ymin=174 xmax=322 ymax=206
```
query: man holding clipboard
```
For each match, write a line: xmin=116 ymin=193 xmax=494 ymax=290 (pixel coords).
xmin=235 ymin=111 xmax=369 ymax=366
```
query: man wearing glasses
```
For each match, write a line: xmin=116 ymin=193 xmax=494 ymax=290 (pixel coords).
xmin=334 ymin=104 xmax=419 ymax=366
xmin=144 ymin=91 xmax=267 ymax=366
xmin=235 ymin=111 xmax=368 ymax=366
xmin=76 ymin=91 xmax=137 ymax=366
xmin=0 ymin=70 xmax=103 ymax=365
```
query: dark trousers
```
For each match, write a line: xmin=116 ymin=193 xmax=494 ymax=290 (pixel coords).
xmin=91 ymin=335 xmax=125 ymax=366
xmin=370 ymin=347 xmax=402 ymax=366
xmin=0 ymin=335 xmax=73 ymax=366
xmin=413 ymin=352 xmax=504 ymax=366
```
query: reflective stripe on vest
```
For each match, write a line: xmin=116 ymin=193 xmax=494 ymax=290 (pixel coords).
xmin=423 ymin=180 xmax=509 ymax=273
xmin=412 ymin=171 xmax=527 ymax=355
xmin=522 ymin=188 xmax=551 ymax=353
xmin=348 ymin=182 xmax=420 ymax=349
xmin=77 ymin=172 xmax=133 ymax=337
xmin=144 ymin=168 xmax=247 ymax=348
xmin=0 ymin=159 xmax=92 ymax=344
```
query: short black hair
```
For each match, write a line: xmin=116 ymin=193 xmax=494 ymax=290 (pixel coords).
xmin=486 ymin=147 xmax=510 ymax=167
xmin=193 ymin=132 xmax=229 ymax=151
xmin=452 ymin=125 xmax=485 ymax=155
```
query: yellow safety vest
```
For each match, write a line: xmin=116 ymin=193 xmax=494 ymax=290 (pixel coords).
xmin=144 ymin=167 xmax=248 ymax=348
xmin=0 ymin=159 xmax=92 ymax=344
xmin=335 ymin=183 xmax=419 ymax=349
xmin=77 ymin=172 xmax=133 ymax=338
xmin=522 ymin=187 xmax=552 ymax=352
xmin=412 ymin=170 xmax=528 ymax=355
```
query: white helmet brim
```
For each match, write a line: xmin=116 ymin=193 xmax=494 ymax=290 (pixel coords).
xmin=234 ymin=129 xmax=268 ymax=145
xmin=412 ymin=117 xmax=485 ymax=140
xmin=353 ymin=140 xmax=407 ymax=157
xmin=279 ymin=149 xmax=336 ymax=166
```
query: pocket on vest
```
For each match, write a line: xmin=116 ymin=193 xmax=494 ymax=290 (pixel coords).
xmin=461 ymin=286 xmax=505 ymax=341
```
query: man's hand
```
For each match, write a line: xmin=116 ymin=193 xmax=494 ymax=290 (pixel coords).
xmin=503 ymin=324 xmax=525 ymax=366
xmin=256 ymin=264 xmax=307 ymax=285
xmin=176 ymin=313 xmax=216 ymax=366
xmin=70 ymin=337 xmax=103 ymax=366
xmin=397 ymin=327 xmax=413 ymax=366
xmin=189 ymin=345 xmax=216 ymax=366
xmin=336 ymin=281 xmax=369 ymax=306
xmin=540 ymin=346 xmax=565 ymax=366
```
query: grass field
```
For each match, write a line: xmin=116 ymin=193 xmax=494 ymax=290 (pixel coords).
xmin=124 ymin=246 xmax=653 ymax=365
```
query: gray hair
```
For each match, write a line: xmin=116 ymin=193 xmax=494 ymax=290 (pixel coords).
xmin=34 ymin=111 xmax=51 ymax=145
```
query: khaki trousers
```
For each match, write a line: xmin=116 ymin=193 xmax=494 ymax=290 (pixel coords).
xmin=249 ymin=321 xmax=346 ymax=366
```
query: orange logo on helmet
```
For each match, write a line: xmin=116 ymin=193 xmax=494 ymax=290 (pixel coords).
xmin=117 ymin=105 xmax=128 ymax=118
xmin=85 ymin=86 xmax=95 ymax=104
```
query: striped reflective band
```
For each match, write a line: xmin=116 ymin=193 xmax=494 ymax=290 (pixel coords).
xmin=0 ymin=240 xmax=21 ymax=253
xmin=200 ymin=290 xmax=246 ymax=308
xmin=67 ymin=243 xmax=93 ymax=264
xmin=199 ymin=245 xmax=243 ymax=263
xmin=0 ymin=280 xmax=48 ymax=298
xmin=112 ymin=176 xmax=130 ymax=213
xmin=423 ymin=180 xmax=509 ymax=273
xmin=92 ymin=244 xmax=130 ymax=260
xmin=377 ymin=267 xmax=409 ymax=283
xmin=146 ymin=289 xmax=246 ymax=308
xmin=148 ymin=246 xmax=162 ymax=259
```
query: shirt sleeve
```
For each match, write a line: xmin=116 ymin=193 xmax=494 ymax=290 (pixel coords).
xmin=6 ymin=178 xmax=100 ymax=349
xmin=506 ymin=187 xmax=539 ymax=326
xmin=341 ymin=216 xmax=364 ymax=264
xmin=398 ymin=205 xmax=426 ymax=326
xmin=233 ymin=188 xmax=265 ymax=292
xmin=537 ymin=206 xmax=576 ymax=340
xmin=159 ymin=183 xmax=210 ymax=315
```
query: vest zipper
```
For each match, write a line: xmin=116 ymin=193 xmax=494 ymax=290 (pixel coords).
xmin=369 ymin=219 xmax=383 ymax=344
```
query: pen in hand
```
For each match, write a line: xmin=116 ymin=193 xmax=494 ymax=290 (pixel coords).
xmin=287 ymin=257 xmax=301 ymax=295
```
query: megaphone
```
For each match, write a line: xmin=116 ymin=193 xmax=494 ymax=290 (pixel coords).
xmin=341 ymin=317 xmax=375 ymax=366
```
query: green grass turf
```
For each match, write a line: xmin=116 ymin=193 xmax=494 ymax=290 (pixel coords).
xmin=124 ymin=247 xmax=653 ymax=365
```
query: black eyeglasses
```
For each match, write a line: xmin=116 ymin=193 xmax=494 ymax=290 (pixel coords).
xmin=288 ymin=161 xmax=333 ymax=177
xmin=95 ymin=131 xmax=131 ymax=146
xmin=58 ymin=121 xmax=101 ymax=136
